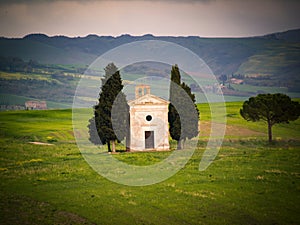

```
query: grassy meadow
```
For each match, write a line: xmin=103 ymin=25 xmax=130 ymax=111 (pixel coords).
xmin=0 ymin=102 xmax=300 ymax=224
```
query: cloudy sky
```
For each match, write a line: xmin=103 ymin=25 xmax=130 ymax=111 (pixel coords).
xmin=0 ymin=0 xmax=299 ymax=38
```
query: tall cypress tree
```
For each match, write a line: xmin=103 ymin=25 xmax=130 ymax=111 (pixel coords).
xmin=88 ymin=63 xmax=129 ymax=152
xmin=168 ymin=64 xmax=182 ymax=149
xmin=103 ymin=63 xmax=118 ymax=83
xmin=180 ymin=82 xmax=199 ymax=142
xmin=168 ymin=64 xmax=199 ymax=149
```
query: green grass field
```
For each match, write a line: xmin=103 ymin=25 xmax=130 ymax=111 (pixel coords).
xmin=0 ymin=102 xmax=299 ymax=224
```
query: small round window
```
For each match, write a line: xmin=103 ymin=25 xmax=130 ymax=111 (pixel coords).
xmin=146 ymin=115 xmax=152 ymax=121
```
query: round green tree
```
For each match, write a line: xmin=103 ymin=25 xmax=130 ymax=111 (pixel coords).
xmin=240 ymin=93 xmax=300 ymax=142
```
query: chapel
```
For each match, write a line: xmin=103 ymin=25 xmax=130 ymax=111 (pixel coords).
xmin=127 ymin=85 xmax=169 ymax=151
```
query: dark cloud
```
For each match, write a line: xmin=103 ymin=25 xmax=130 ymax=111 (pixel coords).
xmin=0 ymin=0 xmax=212 ymax=3
xmin=0 ymin=0 xmax=213 ymax=5
xmin=0 ymin=0 xmax=299 ymax=38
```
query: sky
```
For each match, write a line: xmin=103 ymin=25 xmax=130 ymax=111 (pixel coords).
xmin=0 ymin=0 xmax=299 ymax=38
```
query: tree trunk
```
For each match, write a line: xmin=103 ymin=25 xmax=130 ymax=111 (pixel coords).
xmin=107 ymin=141 xmax=111 ymax=152
xmin=111 ymin=140 xmax=116 ymax=153
xmin=267 ymin=120 xmax=273 ymax=143
xmin=177 ymin=139 xmax=183 ymax=150
xmin=182 ymin=139 xmax=186 ymax=149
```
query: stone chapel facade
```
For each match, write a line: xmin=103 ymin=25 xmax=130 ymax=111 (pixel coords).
xmin=127 ymin=85 xmax=170 ymax=151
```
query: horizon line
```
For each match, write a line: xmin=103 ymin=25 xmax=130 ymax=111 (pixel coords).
xmin=1 ymin=28 xmax=299 ymax=40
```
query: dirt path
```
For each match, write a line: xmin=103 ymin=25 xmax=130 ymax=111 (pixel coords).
xmin=28 ymin=142 xmax=54 ymax=146
xmin=199 ymin=121 xmax=265 ymax=137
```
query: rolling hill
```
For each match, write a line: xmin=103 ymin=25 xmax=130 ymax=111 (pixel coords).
xmin=0 ymin=29 xmax=299 ymax=78
xmin=0 ymin=29 xmax=299 ymax=107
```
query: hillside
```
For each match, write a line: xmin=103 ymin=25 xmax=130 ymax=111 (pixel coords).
xmin=0 ymin=29 xmax=299 ymax=78
xmin=0 ymin=29 xmax=299 ymax=107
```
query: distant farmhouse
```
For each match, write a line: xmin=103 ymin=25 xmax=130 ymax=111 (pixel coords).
xmin=127 ymin=85 xmax=169 ymax=151
xmin=25 ymin=101 xmax=47 ymax=110
xmin=0 ymin=105 xmax=25 ymax=111
xmin=230 ymin=78 xmax=244 ymax=85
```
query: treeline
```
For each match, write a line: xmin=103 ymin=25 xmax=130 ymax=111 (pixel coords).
xmin=0 ymin=56 xmax=88 ymax=74
xmin=0 ymin=56 xmax=40 ymax=73
xmin=0 ymin=77 xmax=76 ymax=103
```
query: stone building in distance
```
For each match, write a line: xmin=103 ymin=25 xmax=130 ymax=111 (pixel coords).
xmin=127 ymin=85 xmax=169 ymax=151
xmin=25 ymin=101 xmax=47 ymax=110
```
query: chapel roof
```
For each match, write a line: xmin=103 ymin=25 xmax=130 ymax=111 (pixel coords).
xmin=128 ymin=93 xmax=169 ymax=106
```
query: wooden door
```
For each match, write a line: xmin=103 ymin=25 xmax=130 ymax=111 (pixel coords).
xmin=145 ymin=131 xmax=154 ymax=149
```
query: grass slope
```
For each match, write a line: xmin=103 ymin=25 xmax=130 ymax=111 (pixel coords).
xmin=0 ymin=94 xmax=71 ymax=109
xmin=0 ymin=103 xmax=299 ymax=224
xmin=0 ymin=70 xmax=79 ymax=106
xmin=237 ymin=42 xmax=300 ymax=79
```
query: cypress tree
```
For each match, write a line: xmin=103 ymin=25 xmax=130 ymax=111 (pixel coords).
xmin=88 ymin=63 xmax=129 ymax=152
xmin=168 ymin=64 xmax=199 ymax=149
xmin=168 ymin=65 xmax=182 ymax=149
xmin=180 ymin=82 xmax=199 ymax=142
